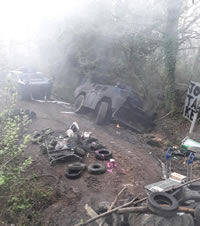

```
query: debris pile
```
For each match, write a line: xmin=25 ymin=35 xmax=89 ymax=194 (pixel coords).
xmin=76 ymin=179 xmax=200 ymax=226
xmin=31 ymin=122 xmax=113 ymax=178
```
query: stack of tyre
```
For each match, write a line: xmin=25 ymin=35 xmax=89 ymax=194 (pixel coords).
xmin=129 ymin=190 xmax=200 ymax=226
xmin=65 ymin=149 xmax=113 ymax=179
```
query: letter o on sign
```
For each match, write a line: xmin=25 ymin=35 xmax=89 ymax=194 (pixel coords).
xmin=194 ymin=86 xmax=200 ymax=96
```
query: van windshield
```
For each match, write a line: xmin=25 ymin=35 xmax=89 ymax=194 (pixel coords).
xmin=21 ymin=73 xmax=45 ymax=81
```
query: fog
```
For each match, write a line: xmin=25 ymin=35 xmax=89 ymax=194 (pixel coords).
xmin=0 ymin=0 xmax=199 ymax=105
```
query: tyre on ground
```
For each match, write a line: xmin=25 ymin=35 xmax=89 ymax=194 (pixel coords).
xmin=95 ymin=149 xmax=112 ymax=160
xmin=147 ymin=192 xmax=179 ymax=217
xmin=88 ymin=163 xmax=106 ymax=175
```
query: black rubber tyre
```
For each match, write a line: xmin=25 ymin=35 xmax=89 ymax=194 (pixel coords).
xmin=147 ymin=192 xmax=179 ymax=217
xmin=194 ymin=203 xmax=200 ymax=223
xmin=88 ymin=163 xmax=106 ymax=175
xmin=96 ymin=102 xmax=109 ymax=125
xmin=188 ymin=184 xmax=200 ymax=191
xmin=68 ymin=163 xmax=86 ymax=171
xmin=96 ymin=149 xmax=112 ymax=160
xmin=74 ymin=147 xmax=86 ymax=157
xmin=74 ymin=95 xmax=85 ymax=113
xmin=65 ymin=168 xmax=83 ymax=179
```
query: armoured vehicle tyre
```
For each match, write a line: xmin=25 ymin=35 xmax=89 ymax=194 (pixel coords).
xmin=88 ymin=163 xmax=106 ymax=175
xmin=96 ymin=149 xmax=112 ymax=160
xmin=96 ymin=102 xmax=109 ymax=125
xmin=74 ymin=95 xmax=85 ymax=113
xmin=147 ymin=192 xmax=179 ymax=217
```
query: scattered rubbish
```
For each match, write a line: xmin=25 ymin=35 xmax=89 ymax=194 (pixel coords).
xmin=187 ymin=152 xmax=195 ymax=181
xmin=77 ymin=178 xmax=200 ymax=226
xmin=31 ymin=122 xmax=108 ymax=166
xmin=65 ymin=129 xmax=74 ymax=137
xmin=181 ymin=135 xmax=200 ymax=158
xmin=60 ymin=111 xmax=75 ymax=114
xmin=32 ymin=122 xmax=111 ymax=179
xmin=83 ymin=132 xmax=92 ymax=138
xmin=70 ymin=121 xmax=79 ymax=132
xmin=144 ymin=172 xmax=187 ymax=193
xmin=165 ymin=147 xmax=173 ymax=178
xmin=107 ymin=159 xmax=117 ymax=173
xmin=32 ymin=98 xmax=71 ymax=105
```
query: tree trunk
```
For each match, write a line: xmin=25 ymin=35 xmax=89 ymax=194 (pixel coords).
xmin=164 ymin=0 xmax=182 ymax=111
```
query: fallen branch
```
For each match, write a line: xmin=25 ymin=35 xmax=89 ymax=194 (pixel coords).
xmin=154 ymin=111 xmax=173 ymax=122
xmin=170 ymin=177 xmax=200 ymax=190
xmin=110 ymin=186 xmax=127 ymax=209
xmin=100 ymin=186 xmax=127 ymax=226
xmin=117 ymin=206 xmax=195 ymax=214
xmin=75 ymin=194 xmax=141 ymax=226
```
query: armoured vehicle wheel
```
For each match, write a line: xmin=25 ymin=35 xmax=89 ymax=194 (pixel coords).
xmin=96 ymin=102 xmax=109 ymax=125
xmin=74 ymin=95 xmax=85 ymax=113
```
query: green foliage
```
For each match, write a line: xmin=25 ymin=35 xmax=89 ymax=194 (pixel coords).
xmin=3 ymin=179 xmax=56 ymax=225
xmin=0 ymin=90 xmax=57 ymax=225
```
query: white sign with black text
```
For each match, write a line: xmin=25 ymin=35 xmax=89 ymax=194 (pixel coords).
xmin=183 ymin=80 xmax=200 ymax=122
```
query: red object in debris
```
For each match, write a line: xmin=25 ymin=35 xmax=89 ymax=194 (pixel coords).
xmin=121 ymin=168 xmax=126 ymax=175
xmin=107 ymin=159 xmax=117 ymax=173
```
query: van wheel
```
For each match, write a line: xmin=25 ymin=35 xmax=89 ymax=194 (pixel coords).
xmin=96 ymin=102 xmax=109 ymax=125
xmin=74 ymin=95 xmax=85 ymax=113
xmin=46 ymin=89 xmax=51 ymax=99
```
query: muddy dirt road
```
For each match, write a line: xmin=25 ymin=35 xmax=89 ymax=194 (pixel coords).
xmin=18 ymin=98 xmax=161 ymax=226
xmin=15 ymin=97 xmax=162 ymax=226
